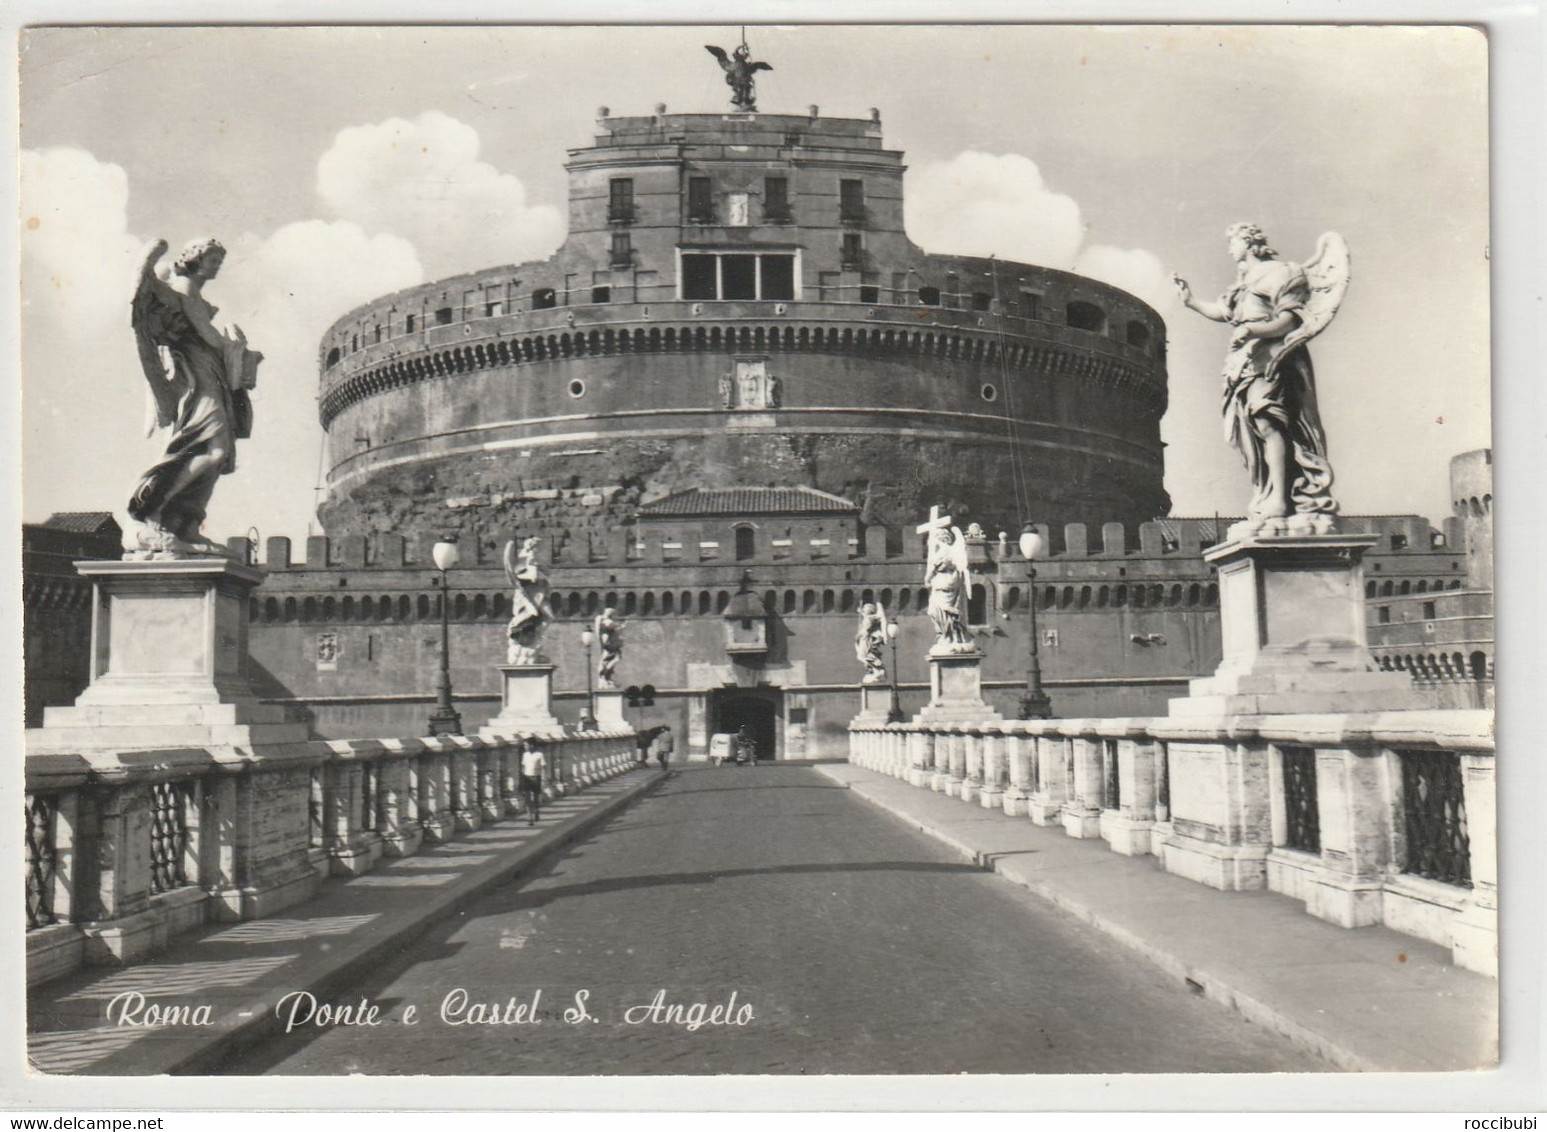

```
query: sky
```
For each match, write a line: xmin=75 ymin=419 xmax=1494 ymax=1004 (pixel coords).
xmin=17 ymin=24 xmax=1491 ymax=548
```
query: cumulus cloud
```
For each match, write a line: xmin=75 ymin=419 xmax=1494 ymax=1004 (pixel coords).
xmin=317 ymin=110 xmax=564 ymax=274
xmin=1073 ymin=244 xmax=1172 ymax=312
xmin=19 ymin=147 xmax=424 ymax=543
xmin=906 ymin=150 xmax=1169 ymax=310
xmin=905 ymin=152 xmax=1085 ymax=268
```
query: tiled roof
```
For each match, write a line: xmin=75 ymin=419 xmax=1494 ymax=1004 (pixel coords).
xmin=638 ymin=487 xmax=859 ymax=517
xmin=40 ymin=512 xmax=122 ymax=536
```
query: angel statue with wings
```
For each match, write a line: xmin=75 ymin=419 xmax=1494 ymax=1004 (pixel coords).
xmin=503 ymin=536 xmax=553 ymax=665
xmin=855 ymin=601 xmax=889 ymax=684
xmin=595 ymin=607 xmax=625 ymax=688
xmin=127 ymin=238 xmax=262 ymax=558
xmin=706 ymin=42 xmax=772 ymax=112
xmin=1174 ymin=223 xmax=1351 ymax=539
xmin=923 ymin=521 xmax=974 ymax=654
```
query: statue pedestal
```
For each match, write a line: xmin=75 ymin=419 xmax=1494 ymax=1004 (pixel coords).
xmin=915 ymin=651 xmax=1001 ymax=724
xmin=853 ymin=683 xmax=896 ymax=726
xmin=1170 ymin=533 xmax=1421 ymax=718
xmin=30 ymin=558 xmax=307 ymax=750
xmin=480 ymin=664 xmax=563 ymax=736
xmin=595 ymin=689 xmax=627 ymax=730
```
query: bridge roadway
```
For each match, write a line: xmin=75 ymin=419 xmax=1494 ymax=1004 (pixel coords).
xmin=238 ymin=763 xmax=1322 ymax=1075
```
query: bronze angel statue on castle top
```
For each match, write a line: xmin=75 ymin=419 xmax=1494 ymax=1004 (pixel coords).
xmin=1174 ymin=224 xmax=1351 ymax=540
xmin=706 ymin=42 xmax=771 ymax=112
xmin=127 ymin=237 xmax=262 ymax=558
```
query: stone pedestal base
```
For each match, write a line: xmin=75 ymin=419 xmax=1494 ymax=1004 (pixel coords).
xmin=1161 ymin=832 xmax=1268 ymax=890
xmin=29 ymin=558 xmax=309 ymax=752
xmin=915 ymin=652 xmax=1001 ymax=724
xmin=1099 ymin=811 xmax=1155 ymax=856
xmin=81 ymin=886 xmax=208 ymax=966
xmin=595 ymin=689 xmax=627 ymax=729
xmin=1061 ymin=805 xmax=1103 ymax=839
xmin=1027 ymin=793 xmax=1064 ymax=826
xmin=1001 ymin=786 xmax=1029 ymax=817
xmin=480 ymin=665 xmax=563 ymax=735
xmin=853 ymin=684 xmax=897 ymax=726
xmin=1171 ymin=534 xmax=1420 ymax=718
xmin=1451 ymin=898 xmax=1499 ymax=977
xmin=208 ymin=864 xmax=320 ymax=922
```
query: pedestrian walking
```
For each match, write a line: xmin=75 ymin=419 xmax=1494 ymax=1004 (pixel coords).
xmin=736 ymin=723 xmax=756 ymax=766
xmin=655 ymin=725 xmax=674 ymax=773
xmin=520 ymin=742 xmax=546 ymax=824
xmin=635 ymin=727 xmax=653 ymax=767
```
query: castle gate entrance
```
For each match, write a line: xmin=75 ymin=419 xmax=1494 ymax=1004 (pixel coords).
xmin=709 ymin=688 xmax=780 ymax=761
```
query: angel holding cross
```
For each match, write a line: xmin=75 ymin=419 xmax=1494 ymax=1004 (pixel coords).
xmin=918 ymin=507 xmax=973 ymax=654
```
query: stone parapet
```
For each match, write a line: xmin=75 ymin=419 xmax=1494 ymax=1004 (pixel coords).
xmin=848 ymin=709 xmax=1496 ymax=976
xmin=22 ymin=727 xmax=637 ymax=987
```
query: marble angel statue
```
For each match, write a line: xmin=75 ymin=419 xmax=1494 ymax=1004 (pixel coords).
xmin=924 ymin=522 xmax=974 ymax=653
xmin=595 ymin=606 xmax=625 ymax=688
xmin=503 ymin=535 xmax=553 ymax=664
xmin=855 ymin=601 xmax=889 ymax=684
xmin=127 ymin=238 xmax=262 ymax=557
xmin=1173 ymin=224 xmax=1350 ymax=539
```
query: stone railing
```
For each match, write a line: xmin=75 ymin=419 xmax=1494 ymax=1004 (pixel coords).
xmin=849 ymin=711 xmax=1495 ymax=976
xmin=23 ymin=728 xmax=637 ymax=987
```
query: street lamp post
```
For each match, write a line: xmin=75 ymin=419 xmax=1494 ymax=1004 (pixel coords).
xmin=1019 ymin=525 xmax=1054 ymax=720
xmin=578 ymin=628 xmax=599 ymax=731
xmin=427 ymin=535 xmax=463 ymax=736
xmin=885 ymin=620 xmax=905 ymax=723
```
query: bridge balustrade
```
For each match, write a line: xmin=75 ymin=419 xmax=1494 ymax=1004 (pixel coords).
xmin=849 ymin=710 xmax=1496 ymax=977
xmin=23 ymin=729 xmax=638 ymax=987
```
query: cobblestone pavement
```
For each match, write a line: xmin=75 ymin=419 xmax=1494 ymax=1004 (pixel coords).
xmin=240 ymin=765 xmax=1324 ymax=1075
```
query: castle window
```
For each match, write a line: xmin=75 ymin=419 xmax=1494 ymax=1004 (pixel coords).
xmin=735 ymin=526 xmax=756 ymax=561
xmin=608 ymin=177 xmax=635 ymax=224
xmin=351 ymin=334 xmax=359 ymax=352
xmin=839 ymin=178 xmax=865 ymax=225
xmin=681 ymin=252 xmax=797 ymax=301
xmin=1378 ymin=606 xmax=1391 ymax=624
xmin=405 ymin=314 xmax=416 ymax=333
xmin=764 ymin=177 xmax=791 ymax=223
xmin=1423 ymin=600 xmax=1437 ymax=620
xmin=722 ymin=255 xmax=756 ymax=300
xmin=688 ymin=176 xmax=714 ymax=223
xmin=610 ymin=232 xmax=632 ymax=269
xmin=592 ymin=285 xmax=611 ymax=304
xmin=1390 ymin=533 xmax=1409 ymax=550
xmin=532 ymin=287 xmax=557 ymax=310
xmin=326 ymin=347 xmax=341 ymax=368
xmin=761 ymin=256 xmax=794 ymax=301
xmin=917 ymin=286 xmax=940 ymax=306
xmin=435 ymin=307 xmax=453 ymax=326
xmin=971 ymin=291 xmax=992 ymax=312
xmin=1019 ymin=291 xmax=1041 ymax=320
xmin=841 ymin=233 xmax=862 ymax=271
xmin=1066 ymin=300 xmax=1107 ymax=333
xmin=485 ymin=301 xmax=504 ymax=318
xmin=859 ymin=284 xmax=880 ymax=305
xmin=1126 ymin=320 xmax=1151 ymax=350
xmin=374 ymin=324 xmax=383 ymax=343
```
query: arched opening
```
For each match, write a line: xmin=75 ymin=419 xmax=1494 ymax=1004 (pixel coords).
xmin=698 ymin=592 xmax=712 ymax=616
xmin=623 ymin=593 xmax=638 ymax=616
xmin=1470 ymin=651 xmax=1488 ymax=681
xmin=968 ymin=584 xmax=988 ymax=626
xmin=1066 ymin=300 xmax=1107 ymax=334
xmin=735 ymin=526 xmax=756 ymax=561
xmin=641 ymin=592 xmax=655 ymax=615
xmin=264 ymin=597 xmax=279 ymax=622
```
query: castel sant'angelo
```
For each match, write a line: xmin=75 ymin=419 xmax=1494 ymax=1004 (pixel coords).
xmin=315 ymin=88 xmax=1170 ymax=544
xmin=30 ymin=46 xmax=1478 ymax=758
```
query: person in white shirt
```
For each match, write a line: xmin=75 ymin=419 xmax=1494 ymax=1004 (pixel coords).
xmin=519 ymin=743 xmax=546 ymax=824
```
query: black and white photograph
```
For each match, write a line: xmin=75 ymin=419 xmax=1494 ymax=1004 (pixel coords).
xmin=6 ymin=13 xmax=1533 ymax=1111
